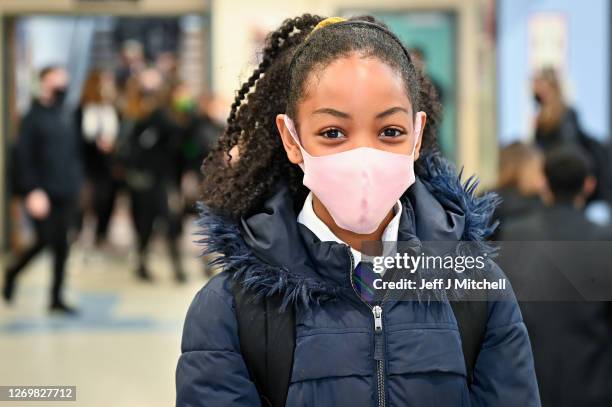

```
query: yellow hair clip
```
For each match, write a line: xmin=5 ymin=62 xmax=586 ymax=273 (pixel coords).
xmin=306 ymin=16 xmax=347 ymax=40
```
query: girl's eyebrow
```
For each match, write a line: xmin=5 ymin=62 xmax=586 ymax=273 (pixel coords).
xmin=312 ymin=107 xmax=351 ymax=119
xmin=312 ymin=106 xmax=409 ymax=119
xmin=376 ymin=106 xmax=409 ymax=118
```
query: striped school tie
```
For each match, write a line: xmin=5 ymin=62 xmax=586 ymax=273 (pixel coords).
xmin=353 ymin=262 xmax=379 ymax=304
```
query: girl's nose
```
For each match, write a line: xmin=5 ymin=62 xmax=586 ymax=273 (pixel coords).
xmin=351 ymin=132 xmax=377 ymax=149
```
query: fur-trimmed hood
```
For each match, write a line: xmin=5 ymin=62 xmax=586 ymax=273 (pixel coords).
xmin=195 ymin=151 xmax=500 ymax=309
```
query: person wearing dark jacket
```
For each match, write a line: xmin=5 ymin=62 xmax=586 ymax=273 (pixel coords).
xmin=2 ymin=66 xmax=83 ymax=314
xmin=533 ymin=67 xmax=612 ymax=202
xmin=490 ymin=142 xmax=545 ymax=240
xmin=533 ymin=68 xmax=580 ymax=152
xmin=123 ymin=69 xmax=187 ymax=283
xmin=176 ymin=15 xmax=540 ymax=406
xmin=500 ymin=146 xmax=612 ymax=406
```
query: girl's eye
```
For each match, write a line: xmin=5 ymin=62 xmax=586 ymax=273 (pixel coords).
xmin=320 ymin=128 xmax=346 ymax=139
xmin=380 ymin=128 xmax=406 ymax=138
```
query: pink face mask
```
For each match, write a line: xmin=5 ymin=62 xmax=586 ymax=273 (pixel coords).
xmin=283 ymin=114 xmax=423 ymax=234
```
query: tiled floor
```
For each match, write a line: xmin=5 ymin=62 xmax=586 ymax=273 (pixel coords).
xmin=0 ymin=230 xmax=210 ymax=406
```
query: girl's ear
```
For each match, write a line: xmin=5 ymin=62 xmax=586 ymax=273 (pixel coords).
xmin=275 ymin=113 xmax=304 ymax=165
xmin=413 ymin=111 xmax=427 ymax=161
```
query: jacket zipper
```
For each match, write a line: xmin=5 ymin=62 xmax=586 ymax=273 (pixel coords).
xmin=345 ymin=245 xmax=387 ymax=407
xmin=372 ymin=305 xmax=385 ymax=407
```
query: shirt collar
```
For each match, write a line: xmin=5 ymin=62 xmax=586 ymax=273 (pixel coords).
xmin=297 ymin=192 xmax=402 ymax=268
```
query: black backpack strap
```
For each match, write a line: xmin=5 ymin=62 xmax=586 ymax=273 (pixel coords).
xmin=231 ymin=281 xmax=295 ymax=407
xmin=449 ymin=300 xmax=488 ymax=385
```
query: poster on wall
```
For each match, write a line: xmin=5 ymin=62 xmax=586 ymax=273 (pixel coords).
xmin=527 ymin=12 xmax=568 ymax=75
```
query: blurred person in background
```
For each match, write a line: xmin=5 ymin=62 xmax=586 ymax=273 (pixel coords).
xmin=155 ymin=51 xmax=180 ymax=91
xmin=194 ymin=93 xmax=225 ymax=162
xmin=182 ymin=93 xmax=225 ymax=279
xmin=502 ymin=146 xmax=601 ymax=240
xmin=533 ymin=67 xmax=611 ymax=202
xmin=500 ymin=146 xmax=612 ymax=406
xmin=2 ymin=66 xmax=83 ymax=315
xmin=115 ymin=39 xmax=146 ymax=92
xmin=533 ymin=67 xmax=580 ymax=151
xmin=171 ymin=85 xmax=205 ymax=206
xmin=162 ymin=81 xmax=198 ymax=267
xmin=76 ymin=70 xmax=120 ymax=247
xmin=490 ymin=142 xmax=545 ymax=239
xmin=115 ymin=40 xmax=147 ymax=150
xmin=122 ymin=68 xmax=187 ymax=283
xmin=181 ymin=93 xmax=224 ymax=208
xmin=116 ymin=69 xmax=148 ymax=134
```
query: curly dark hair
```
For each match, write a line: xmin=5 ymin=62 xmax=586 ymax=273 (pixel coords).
xmin=200 ymin=14 xmax=442 ymax=219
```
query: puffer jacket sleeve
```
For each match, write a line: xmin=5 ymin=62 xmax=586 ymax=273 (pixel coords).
xmin=176 ymin=274 xmax=261 ymax=406
xmin=470 ymin=263 xmax=541 ymax=407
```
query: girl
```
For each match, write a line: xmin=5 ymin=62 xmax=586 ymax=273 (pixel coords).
xmin=77 ymin=70 xmax=120 ymax=246
xmin=176 ymin=14 xmax=540 ymax=406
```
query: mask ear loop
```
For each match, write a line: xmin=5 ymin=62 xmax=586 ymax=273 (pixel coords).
xmin=282 ymin=114 xmax=308 ymax=169
xmin=282 ymin=114 xmax=300 ymax=144
xmin=411 ymin=113 xmax=423 ymax=157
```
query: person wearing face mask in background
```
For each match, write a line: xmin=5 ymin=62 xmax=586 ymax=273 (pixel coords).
xmin=533 ymin=67 xmax=612 ymax=203
xmin=3 ymin=66 xmax=84 ymax=315
xmin=122 ymin=68 xmax=188 ymax=283
xmin=533 ymin=67 xmax=581 ymax=152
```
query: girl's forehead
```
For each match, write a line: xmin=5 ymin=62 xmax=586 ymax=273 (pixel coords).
xmin=299 ymin=55 xmax=411 ymax=114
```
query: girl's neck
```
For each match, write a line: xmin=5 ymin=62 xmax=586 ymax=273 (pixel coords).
xmin=311 ymin=194 xmax=394 ymax=254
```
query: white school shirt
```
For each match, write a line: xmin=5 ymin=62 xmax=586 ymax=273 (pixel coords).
xmin=297 ymin=192 xmax=402 ymax=275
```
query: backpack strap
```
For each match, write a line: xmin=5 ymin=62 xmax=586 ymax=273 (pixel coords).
xmin=449 ymin=300 xmax=488 ymax=385
xmin=231 ymin=282 xmax=295 ymax=407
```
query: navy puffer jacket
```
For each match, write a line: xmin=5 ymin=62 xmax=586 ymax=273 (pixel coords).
xmin=176 ymin=153 xmax=541 ymax=406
